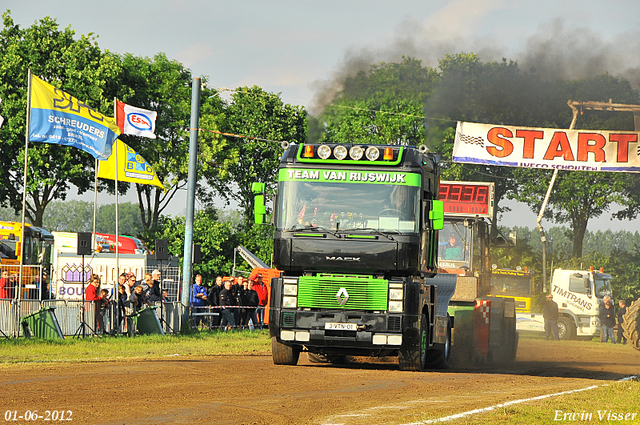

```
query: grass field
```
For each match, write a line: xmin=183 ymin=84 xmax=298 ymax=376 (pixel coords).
xmin=0 ymin=329 xmax=272 ymax=365
xmin=443 ymin=378 xmax=640 ymax=424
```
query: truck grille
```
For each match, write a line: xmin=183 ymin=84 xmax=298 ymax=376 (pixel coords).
xmin=388 ymin=315 xmax=401 ymax=332
xmin=297 ymin=275 xmax=388 ymax=311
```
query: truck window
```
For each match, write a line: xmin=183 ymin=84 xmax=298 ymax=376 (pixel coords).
xmin=569 ymin=274 xmax=587 ymax=294
xmin=594 ymin=277 xmax=612 ymax=298
xmin=0 ymin=240 xmax=17 ymax=260
xmin=438 ymin=223 xmax=469 ymax=262
xmin=276 ymin=180 xmax=420 ymax=234
xmin=490 ymin=274 xmax=531 ymax=296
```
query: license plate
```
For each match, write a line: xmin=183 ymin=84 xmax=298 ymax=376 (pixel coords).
xmin=325 ymin=322 xmax=357 ymax=331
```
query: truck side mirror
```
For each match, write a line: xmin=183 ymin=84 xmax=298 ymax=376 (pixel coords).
xmin=252 ymin=182 xmax=267 ymax=224
xmin=423 ymin=199 xmax=444 ymax=230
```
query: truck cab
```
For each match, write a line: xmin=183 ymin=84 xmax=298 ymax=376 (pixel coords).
xmin=255 ymin=143 xmax=454 ymax=371
xmin=517 ymin=267 xmax=613 ymax=339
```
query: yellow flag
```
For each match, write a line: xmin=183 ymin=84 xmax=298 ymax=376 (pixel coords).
xmin=97 ymin=139 xmax=165 ymax=190
xmin=29 ymin=75 xmax=120 ymax=160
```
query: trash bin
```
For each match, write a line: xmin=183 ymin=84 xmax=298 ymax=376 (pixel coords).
xmin=21 ymin=307 xmax=65 ymax=339
xmin=132 ymin=306 xmax=164 ymax=336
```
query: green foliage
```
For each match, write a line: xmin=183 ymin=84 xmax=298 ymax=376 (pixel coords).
xmin=95 ymin=202 xmax=144 ymax=235
xmin=0 ymin=12 xmax=122 ymax=226
xmin=316 ymin=57 xmax=434 ymax=146
xmin=110 ymin=53 xmax=224 ymax=235
xmin=204 ymin=86 xmax=306 ymax=222
xmin=42 ymin=200 xmax=93 ymax=232
xmin=160 ymin=208 xmax=238 ymax=282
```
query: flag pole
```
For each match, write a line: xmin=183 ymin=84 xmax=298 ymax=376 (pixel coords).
xmin=93 ymin=158 xmax=98 ymax=251
xmin=19 ymin=70 xmax=34 ymax=303
xmin=114 ymin=98 xmax=120 ymax=329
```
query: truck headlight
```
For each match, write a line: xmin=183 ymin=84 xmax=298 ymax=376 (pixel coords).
xmin=283 ymin=284 xmax=298 ymax=296
xmin=283 ymin=296 xmax=297 ymax=308
xmin=389 ymin=288 xmax=403 ymax=300
xmin=388 ymin=301 xmax=403 ymax=312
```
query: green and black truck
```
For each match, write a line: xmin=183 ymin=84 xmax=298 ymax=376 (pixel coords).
xmin=253 ymin=143 xmax=457 ymax=371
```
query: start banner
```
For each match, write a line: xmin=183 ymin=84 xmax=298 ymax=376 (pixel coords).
xmin=453 ymin=121 xmax=640 ymax=173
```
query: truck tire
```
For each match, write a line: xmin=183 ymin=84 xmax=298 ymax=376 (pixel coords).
xmin=622 ymin=298 xmax=640 ymax=351
xmin=398 ymin=313 xmax=428 ymax=371
xmin=557 ymin=317 xmax=575 ymax=340
xmin=425 ymin=315 xmax=452 ymax=369
xmin=271 ymin=337 xmax=300 ymax=365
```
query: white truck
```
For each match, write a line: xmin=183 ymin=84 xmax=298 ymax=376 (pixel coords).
xmin=516 ymin=267 xmax=613 ymax=340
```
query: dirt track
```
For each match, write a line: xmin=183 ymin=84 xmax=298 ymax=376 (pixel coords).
xmin=1 ymin=337 xmax=639 ymax=425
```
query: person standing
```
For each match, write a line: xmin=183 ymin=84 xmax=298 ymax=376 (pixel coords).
xmin=243 ymin=280 xmax=260 ymax=330
xmin=84 ymin=276 xmax=102 ymax=332
xmin=543 ymin=293 xmax=560 ymax=340
xmin=253 ymin=274 xmax=268 ymax=329
xmin=207 ymin=276 xmax=223 ymax=327
xmin=616 ymin=299 xmax=627 ymax=344
xmin=191 ymin=274 xmax=208 ymax=327
xmin=219 ymin=279 xmax=236 ymax=331
xmin=599 ymin=296 xmax=616 ymax=344
xmin=146 ymin=273 xmax=162 ymax=304
xmin=0 ymin=270 xmax=11 ymax=299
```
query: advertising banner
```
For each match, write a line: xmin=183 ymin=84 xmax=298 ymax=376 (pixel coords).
xmin=29 ymin=75 xmax=120 ymax=160
xmin=453 ymin=121 xmax=640 ymax=173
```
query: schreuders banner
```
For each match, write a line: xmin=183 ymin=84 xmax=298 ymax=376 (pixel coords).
xmin=453 ymin=121 xmax=640 ymax=173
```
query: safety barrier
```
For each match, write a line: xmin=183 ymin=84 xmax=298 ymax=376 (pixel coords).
xmin=0 ymin=299 xmax=185 ymax=337
xmin=189 ymin=305 xmax=266 ymax=331
xmin=0 ymin=265 xmax=48 ymax=300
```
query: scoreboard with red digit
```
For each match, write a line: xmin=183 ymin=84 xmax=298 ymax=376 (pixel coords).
xmin=438 ymin=181 xmax=494 ymax=218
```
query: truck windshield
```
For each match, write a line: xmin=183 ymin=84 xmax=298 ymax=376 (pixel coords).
xmin=437 ymin=222 xmax=470 ymax=263
xmin=276 ymin=180 xmax=420 ymax=234
xmin=490 ymin=274 xmax=532 ymax=296
xmin=594 ymin=275 xmax=613 ymax=298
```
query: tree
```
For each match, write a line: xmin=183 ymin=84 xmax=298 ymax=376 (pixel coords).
xmin=160 ymin=208 xmax=238 ymax=282
xmin=107 ymin=53 xmax=224 ymax=240
xmin=42 ymin=200 xmax=93 ymax=232
xmin=204 ymin=86 xmax=306 ymax=222
xmin=314 ymin=57 xmax=436 ymax=146
xmin=0 ymin=12 xmax=122 ymax=226
xmin=512 ymin=74 xmax=640 ymax=258
xmin=95 ymin=202 xmax=143 ymax=235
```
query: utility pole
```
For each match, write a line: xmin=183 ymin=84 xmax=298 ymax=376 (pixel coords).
xmin=182 ymin=78 xmax=201 ymax=311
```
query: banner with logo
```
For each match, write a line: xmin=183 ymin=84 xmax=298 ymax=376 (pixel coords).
xmin=115 ymin=100 xmax=157 ymax=139
xmin=453 ymin=121 xmax=640 ymax=173
xmin=97 ymin=139 xmax=165 ymax=190
xmin=28 ymin=75 xmax=120 ymax=160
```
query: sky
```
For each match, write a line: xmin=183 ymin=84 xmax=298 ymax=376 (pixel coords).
xmin=4 ymin=0 xmax=640 ymax=232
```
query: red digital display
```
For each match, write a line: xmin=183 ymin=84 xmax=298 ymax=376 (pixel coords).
xmin=438 ymin=181 xmax=494 ymax=217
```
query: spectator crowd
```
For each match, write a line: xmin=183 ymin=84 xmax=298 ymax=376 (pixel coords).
xmin=191 ymin=273 xmax=269 ymax=331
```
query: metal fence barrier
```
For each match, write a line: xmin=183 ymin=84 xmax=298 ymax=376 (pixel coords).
xmin=0 ymin=299 xmax=185 ymax=337
xmin=189 ymin=305 xmax=266 ymax=331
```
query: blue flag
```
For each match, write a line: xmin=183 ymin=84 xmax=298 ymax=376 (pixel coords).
xmin=29 ymin=75 xmax=121 ymax=160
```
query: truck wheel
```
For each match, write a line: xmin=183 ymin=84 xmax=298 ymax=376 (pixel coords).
xmin=425 ymin=314 xmax=452 ymax=369
xmin=557 ymin=317 xmax=574 ymax=340
xmin=271 ymin=337 xmax=300 ymax=365
xmin=398 ymin=313 xmax=428 ymax=371
xmin=622 ymin=298 xmax=640 ymax=351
